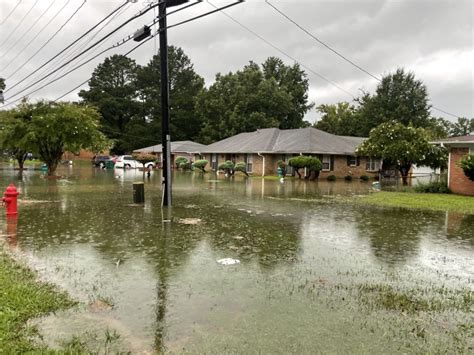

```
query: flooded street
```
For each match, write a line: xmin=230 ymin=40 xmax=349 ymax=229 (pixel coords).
xmin=1 ymin=166 xmax=473 ymax=353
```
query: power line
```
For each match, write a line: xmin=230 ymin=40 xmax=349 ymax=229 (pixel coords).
xmin=266 ymin=0 xmax=380 ymax=81
xmin=52 ymin=1 xmax=244 ymax=103
xmin=4 ymin=1 xmax=206 ymax=106
xmin=4 ymin=1 xmax=162 ymax=102
xmin=265 ymin=0 xmax=462 ymax=118
xmin=0 ymin=0 xmax=23 ymax=26
xmin=5 ymin=0 xmax=126 ymax=94
xmin=4 ymin=0 xmax=73 ymax=80
xmin=207 ymin=1 xmax=355 ymax=99
xmin=1 ymin=0 xmax=57 ymax=61
xmin=0 ymin=0 xmax=39 ymax=48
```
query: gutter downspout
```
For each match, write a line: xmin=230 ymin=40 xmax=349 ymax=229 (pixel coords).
xmin=258 ymin=152 xmax=265 ymax=177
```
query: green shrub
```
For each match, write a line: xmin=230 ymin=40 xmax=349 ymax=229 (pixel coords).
xmin=344 ymin=175 xmax=353 ymax=181
xmin=175 ymin=156 xmax=188 ymax=168
xmin=234 ymin=162 xmax=249 ymax=176
xmin=192 ymin=159 xmax=208 ymax=173
xmin=414 ymin=176 xmax=450 ymax=194
xmin=360 ymin=175 xmax=370 ymax=181
xmin=288 ymin=156 xmax=322 ymax=179
xmin=178 ymin=161 xmax=192 ymax=170
xmin=459 ymin=154 xmax=474 ymax=181
xmin=327 ymin=175 xmax=336 ymax=181
xmin=218 ymin=160 xmax=235 ymax=175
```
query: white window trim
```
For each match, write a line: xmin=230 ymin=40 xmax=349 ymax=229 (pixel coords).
xmin=366 ymin=158 xmax=380 ymax=172
xmin=322 ymin=154 xmax=331 ymax=171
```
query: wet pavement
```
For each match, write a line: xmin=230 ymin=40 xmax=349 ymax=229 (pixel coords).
xmin=1 ymin=166 xmax=473 ymax=353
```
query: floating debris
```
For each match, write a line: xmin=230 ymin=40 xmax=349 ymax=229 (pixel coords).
xmin=217 ymin=258 xmax=240 ymax=265
xmin=184 ymin=204 xmax=197 ymax=209
xmin=178 ymin=218 xmax=202 ymax=225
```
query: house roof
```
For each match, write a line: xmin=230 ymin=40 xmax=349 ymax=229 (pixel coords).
xmin=133 ymin=141 xmax=206 ymax=154
xmin=201 ymin=127 xmax=366 ymax=155
xmin=432 ymin=134 xmax=474 ymax=145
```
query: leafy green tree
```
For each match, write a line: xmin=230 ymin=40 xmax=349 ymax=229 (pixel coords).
xmin=79 ymin=55 xmax=140 ymax=154
xmin=356 ymin=121 xmax=447 ymax=185
xmin=313 ymin=102 xmax=362 ymax=136
xmin=136 ymin=46 xmax=205 ymax=142
xmin=24 ymin=102 xmax=109 ymax=176
xmin=197 ymin=58 xmax=311 ymax=143
xmin=356 ymin=68 xmax=431 ymax=136
xmin=0 ymin=100 xmax=37 ymax=170
xmin=425 ymin=117 xmax=451 ymax=139
xmin=174 ymin=156 xmax=189 ymax=169
xmin=262 ymin=57 xmax=314 ymax=129
xmin=450 ymin=117 xmax=474 ymax=137
xmin=218 ymin=160 xmax=235 ymax=175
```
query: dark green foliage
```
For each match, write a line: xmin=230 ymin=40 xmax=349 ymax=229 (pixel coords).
xmin=288 ymin=156 xmax=322 ymax=180
xmin=197 ymin=58 xmax=313 ymax=143
xmin=327 ymin=175 xmax=336 ymax=181
xmin=218 ymin=160 xmax=235 ymax=175
xmin=450 ymin=118 xmax=474 ymax=137
xmin=357 ymin=121 xmax=448 ymax=185
xmin=192 ymin=159 xmax=208 ymax=173
xmin=360 ymin=175 xmax=370 ymax=181
xmin=175 ymin=156 xmax=189 ymax=169
xmin=344 ymin=175 xmax=353 ymax=181
xmin=234 ymin=162 xmax=249 ymax=176
xmin=459 ymin=154 xmax=474 ymax=181
xmin=414 ymin=180 xmax=451 ymax=194
xmin=314 ymin=102 xmax=363 ymax=136
xmin=277 ymin=160 xmax=287 ymax=175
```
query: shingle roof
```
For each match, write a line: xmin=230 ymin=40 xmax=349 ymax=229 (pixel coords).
xmin=201 ymin=127 xmax=366 ymax=155
xmin=133 ymin=141 xmax=206 ymax=154
xmin=434 ymin=134 xmax=474 ymax=143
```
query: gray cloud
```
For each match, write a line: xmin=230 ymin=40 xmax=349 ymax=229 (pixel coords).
xmin=1 ymin=0 xmax=472 ymax=122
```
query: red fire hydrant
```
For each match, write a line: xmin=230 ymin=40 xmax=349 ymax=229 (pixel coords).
xmin=2 ymin=183 xmax=19 ymax=216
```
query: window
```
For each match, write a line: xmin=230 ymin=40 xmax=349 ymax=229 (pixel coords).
xmin=347 ymin=156 xmax=357 ymax=166
xmin=124 ymin=156 xmax=133 ymax=161
xmin=322 ymin=155 xmax=332 ymax=171
xmin=366 ymin=158 xmax=380 ymax=171
xmin=246 ymin=154 xmax=253 ymax=173
xmin=211 ymin=154 xmax=218 ymax=171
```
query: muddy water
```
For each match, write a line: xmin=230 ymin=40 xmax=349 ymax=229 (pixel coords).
xmin=1 ymin=166 xmax=473 ymax=353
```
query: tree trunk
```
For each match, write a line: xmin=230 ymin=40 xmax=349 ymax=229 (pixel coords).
xmin=47 ymin=160 xmax=60 ymax=176
xmin=399 ymin=164 xmax=412 ymax=185
xmin=295 ymin=169 xmax=302 ymax=179
xmin=15 ymin=151 xmax=27 ymax=170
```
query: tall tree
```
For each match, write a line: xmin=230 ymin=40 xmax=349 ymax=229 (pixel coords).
xmin=313 ymin=102 xmax=362 ymax=136
xmin=358 ymin=68 xmax=431 ymax=134
xmin=450 ymin=117 xmax=474 ymax=137
xmin=136 ymin=46 xmax=205 ymax=142
xmin=197 ymin=62 xmax=293 ymax=143
xmin=262 ymin=57 xmax=313 ymax=129
xmin=24 ymin=102 xmax=109 ymax=176
xmin=79 ymin=55 xmax=139 ymax=154
xmin=356 ymin=121 xmax=447 ymax=185
xmin=0 ymin=99 xmax=34 ymax=170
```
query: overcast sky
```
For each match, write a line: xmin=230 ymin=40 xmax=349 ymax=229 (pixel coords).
xmin=1 ymin=0 xmax=472 ymax=123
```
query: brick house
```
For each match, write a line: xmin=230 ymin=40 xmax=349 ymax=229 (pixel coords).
xmin=133 ymin=141 xmax=206 ymax=167
xmin=434 ymin=135 xmax=474 ymax=196
xmin=200 ymin=127 xmax=380 ymax=179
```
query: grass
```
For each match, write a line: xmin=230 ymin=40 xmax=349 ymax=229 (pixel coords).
xmin=356 ymin=191 xmax=474 ymax=214
xmin=0 ymin=251 xmax=76 ymax=352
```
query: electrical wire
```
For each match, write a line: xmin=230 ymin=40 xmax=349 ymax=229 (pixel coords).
xmin=53 ymin=1 xmax=244 ymax=103
xmin=5 ymin=0 xmax=127 ymax=94
xmin=4 ymin=0 xmax=73 ymax=80
xmin=3 ymin=0 xmax=71 ymax=80
xmin=0 ymin=0 xmax=23 ymax=26
xmin=0 ymin=0 xmax=39 ymax=48
xmin=4 ymin=0 xmax=208 ymax=106
xmin=1 ymin=0 xmax=57 ymax=60
xmin=207 ymin=0 xmax=355 ymax=99
xmin=265 ymin=0 xmax=461 ymax=118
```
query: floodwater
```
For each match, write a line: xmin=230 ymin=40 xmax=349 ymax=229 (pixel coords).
xmin=1 ymin=166 xmax=473 ymax=353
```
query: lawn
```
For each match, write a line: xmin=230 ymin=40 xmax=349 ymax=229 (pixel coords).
xmin=0 ymin=251 xmax=76 ymax=352
xmin=358 ymin=191 xmax=474 ymax=214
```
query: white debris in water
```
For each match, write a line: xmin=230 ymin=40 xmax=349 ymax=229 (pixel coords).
xmin=178 ymin=218 xmax=202 ymax=225
xmin=217 ymin=258 xmax=240 ymax=265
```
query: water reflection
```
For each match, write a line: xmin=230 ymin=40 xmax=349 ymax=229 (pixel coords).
xmin=0 ymin=167 xmax=473 ymax=352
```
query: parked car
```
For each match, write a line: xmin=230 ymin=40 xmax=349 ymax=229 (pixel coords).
xmin=114 ymin=155 xmax=155 ymax=169
xmin=92 ymin=155 xmax=112 ymax=168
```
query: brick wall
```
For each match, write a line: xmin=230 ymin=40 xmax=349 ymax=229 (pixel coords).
xmin=449 ymin=147 xmax=474 ymax=196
